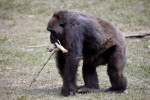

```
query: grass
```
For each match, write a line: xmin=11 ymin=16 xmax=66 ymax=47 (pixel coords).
xmin=0 ymin=0 xmax=150 ymax=100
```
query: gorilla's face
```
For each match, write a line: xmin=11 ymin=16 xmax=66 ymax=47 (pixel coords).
xmin=47 ymin=13 xmax=65 ymax=44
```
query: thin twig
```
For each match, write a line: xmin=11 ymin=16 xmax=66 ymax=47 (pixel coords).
xmin=6 ymin=39 xmax=48 ymax=48
xmin=29 ymin=51 xmax=56 ymax=87
xmin=29 ymin=40 xmax=68 ymax=87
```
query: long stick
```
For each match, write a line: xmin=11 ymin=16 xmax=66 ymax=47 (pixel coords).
xmin=29 ymin=51 xmax=56 ymax=87
xmin=7 ymin=39 xmax=48 ymax=48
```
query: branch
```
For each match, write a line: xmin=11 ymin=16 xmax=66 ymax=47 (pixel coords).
xmin=47 ymin=42 xmax=68 ymax=53
xmin=124 ymin=30 xmax=150 ymax=38
xmin=47 ymin=46 xmax=59 ymax=52
xmin=54 ymin=42 xmax=68 ymax=53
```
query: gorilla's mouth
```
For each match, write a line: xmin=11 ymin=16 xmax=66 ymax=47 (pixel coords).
xmin=50 ymin=32 xmax=58 ymax=44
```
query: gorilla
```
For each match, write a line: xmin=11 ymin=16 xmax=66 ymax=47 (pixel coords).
xmin=47 ymin=10 xmax=127 ymax=96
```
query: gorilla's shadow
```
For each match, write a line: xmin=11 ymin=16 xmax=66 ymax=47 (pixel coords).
xmin=26 ymin=87 xmax=61 ymax=95
xmin=25 ymin=87 xmax=120 ymax=96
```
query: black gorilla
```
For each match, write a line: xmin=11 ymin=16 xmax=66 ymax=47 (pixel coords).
xmin=47 ymin=10 xmax=127 ymax=96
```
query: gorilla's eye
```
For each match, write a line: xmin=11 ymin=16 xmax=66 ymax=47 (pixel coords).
xmin=59 ymin=23 xmax=65 ymax=27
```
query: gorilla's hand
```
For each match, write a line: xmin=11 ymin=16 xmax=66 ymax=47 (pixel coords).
xmin=61 ymin=84 xmax=76 ymax=96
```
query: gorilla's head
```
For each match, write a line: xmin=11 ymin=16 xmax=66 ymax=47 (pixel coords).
xmin=47 ymin=10 xmax=68 ymax=44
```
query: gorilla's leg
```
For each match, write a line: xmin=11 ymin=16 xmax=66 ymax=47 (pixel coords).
xmin=77 ymin=62 xmax=100 ymax=93
xmin=106 ymin=46 xmax=127 ymax=93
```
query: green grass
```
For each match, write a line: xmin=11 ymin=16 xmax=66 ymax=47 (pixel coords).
xmin=0 ymin=0 xmax=150 ymax=100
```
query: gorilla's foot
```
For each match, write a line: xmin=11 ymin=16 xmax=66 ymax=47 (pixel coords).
xmin=77 ymin=86 xmax=100 ymax=93
xmin=105 ymin=87 xmax=126 ymax=93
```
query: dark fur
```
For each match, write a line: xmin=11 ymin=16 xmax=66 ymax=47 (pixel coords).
xmin=47 ymin=10 xmax=127 ymax=96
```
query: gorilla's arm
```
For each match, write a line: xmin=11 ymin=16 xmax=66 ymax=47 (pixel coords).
xmin=61 ymin=23 xmax=84 ymax=96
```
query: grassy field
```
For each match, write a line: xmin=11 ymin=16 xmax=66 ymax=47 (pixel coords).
xmin=0 ymin=0 xmax=150 ymax=100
